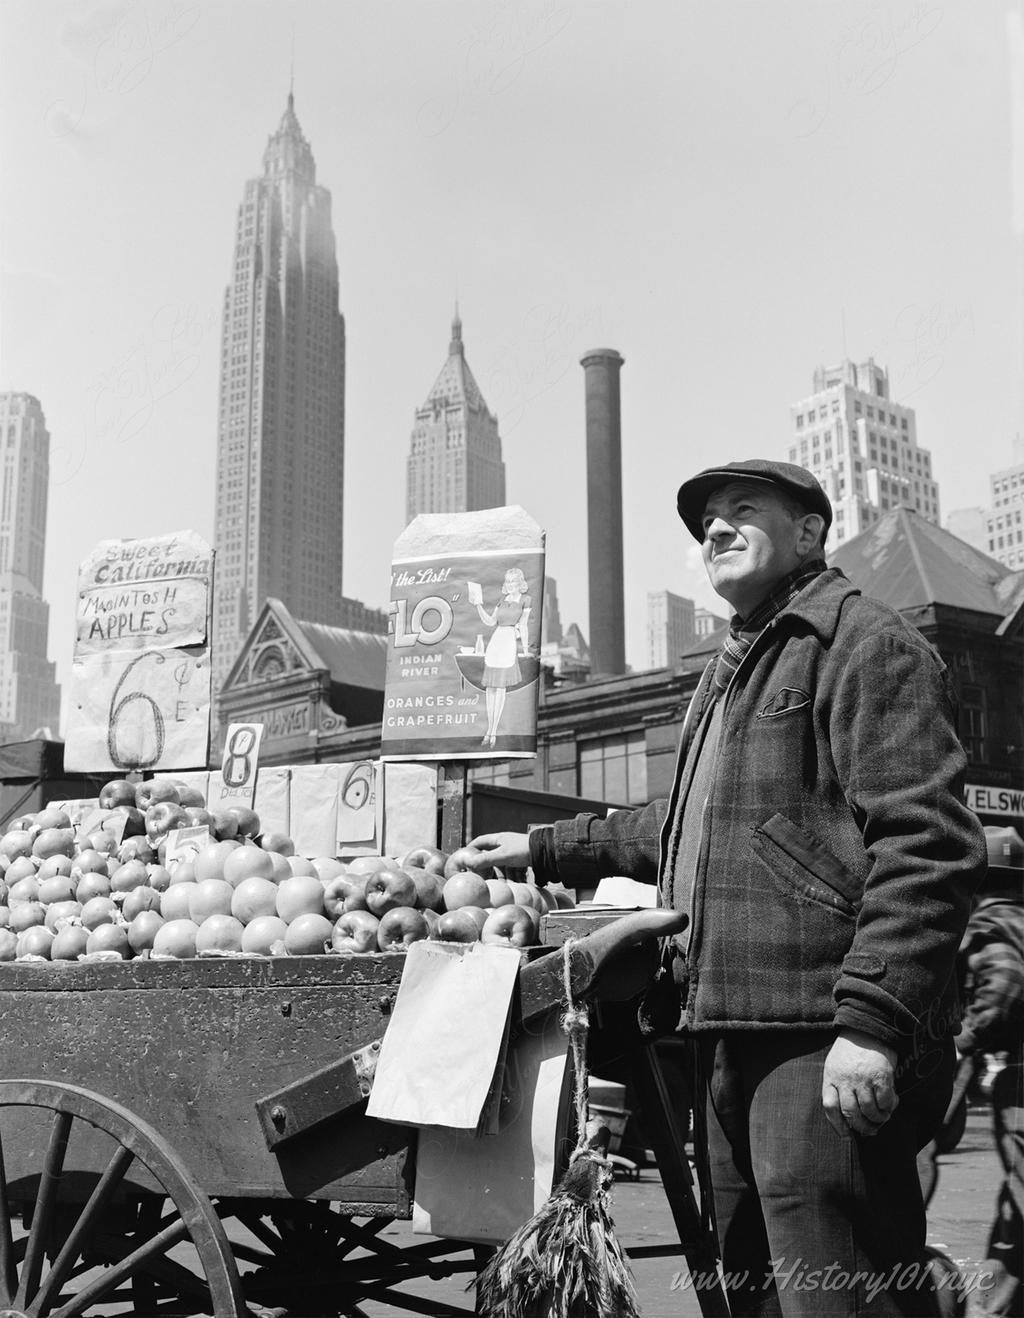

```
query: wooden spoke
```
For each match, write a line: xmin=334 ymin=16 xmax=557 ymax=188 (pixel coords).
xmin=0 ymin=1080 xmax=244 ymax=1317
xmin=31 ymin=1144 xmax=135 ymax=1315
xmin=15 ymin=1108 xmax=72 ymax=1309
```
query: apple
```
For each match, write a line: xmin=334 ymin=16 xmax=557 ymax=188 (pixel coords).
xmin=210 ymin=810 xmax=240 ymax=841
xmin=135 ymin=779 xmax=180 ymax=811
xmin=106 ymin=806 xmax=145 ymax=838
xmin=421 ymin=909 xmax=440 ymax=935
xmin=485 ymin=877 xmax=516 ymax=909
xmin=405 ymin=866 xmax=445 ymax=913
xmin=551 ymin=887 xmax=576 ymax=910
xmin=433 ymin=908 xmax=484 ymax=943
xmin=287 ymin=856 xmax=320 ymax=878
xmin=145 ymin=802 xmax=189 ymax=843
xmin=364 ymin=869 xmax=417 ymax=917
xmin=529 ymin=884 xmax=557 ymax=913
xmin=260 ymin=831 xmax=295 ymax=855
xmin=225 ymin=806 xmax=260 ymax=838
xmin=118 ymin=836 xmax=157 ymax=865
xmin=509 ymin=881 xmax=543 ymax=911
xmin=98 ymin=779 xmax=136 ymax=810
xmin=184 ymin=807 xmax=216 ymax=829
xmin=322 ymin=874 xmax=369 ymax=917
xmin=443 ymin=848 xmax=481 ymax=879
xmin=377 ymin=906 xmax=429 ymax=951
xmin=400 ymin=845 xmax=448 ymax=876
xmin=175 ymin=785 xmax=206 ymax=808
xmin=481 ymin=904 xmax=540 ymax=948
xmin=347 ymin=855 xmax=391 ymax=877
xmin=442 ymin=872 xmax=491 ymax=912
xmin=312 ymin=857 xmax=347 ymax=881
xmin=330 ymin=909 xmax=380 ymax=954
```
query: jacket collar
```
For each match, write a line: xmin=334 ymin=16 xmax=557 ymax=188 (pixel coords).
xmin=769 ymin=567 xmax=859 ymax=644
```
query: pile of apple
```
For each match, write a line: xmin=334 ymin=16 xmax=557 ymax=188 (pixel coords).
xmin=0 ymin=777 xmax=571 ymax=963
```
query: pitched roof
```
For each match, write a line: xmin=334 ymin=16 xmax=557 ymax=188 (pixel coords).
xmin=830 ymin=507 xmax=1024 ymax=621
xmin=297 ymin=620 xmax=387 ymax=690
xmin=421 ymin=312 xmax=490 ymax=415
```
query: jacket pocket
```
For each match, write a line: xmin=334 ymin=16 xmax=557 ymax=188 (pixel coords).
xmin=751 ymin=812 xmax=860 ymax=916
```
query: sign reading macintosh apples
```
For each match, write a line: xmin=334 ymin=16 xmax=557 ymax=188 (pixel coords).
xmin=64 ymin=531 xmax=214 ymax=773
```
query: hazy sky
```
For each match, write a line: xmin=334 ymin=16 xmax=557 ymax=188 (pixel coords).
xmin=1 ymin=1 xmax=1021 ymax=723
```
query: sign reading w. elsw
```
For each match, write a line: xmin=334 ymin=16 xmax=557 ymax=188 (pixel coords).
xmin=965 ymin=783 xmax=1024 ymax=819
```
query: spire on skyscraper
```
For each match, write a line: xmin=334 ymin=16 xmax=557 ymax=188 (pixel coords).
xmin=263 ymin=91 xmax=314 ymax=182
xmin=406 ymin=311 xmax=506 ymax=521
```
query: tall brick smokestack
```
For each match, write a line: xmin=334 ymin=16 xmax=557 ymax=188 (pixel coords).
xmin=580 ymin=348 xmax=625 ymax=677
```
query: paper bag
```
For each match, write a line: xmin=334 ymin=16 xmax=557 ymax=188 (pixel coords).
xmin=288 ymin=763 xmax=341 ymax=857
xmin=366 ymin=941 xmax=520 ymax=1129
xmin=413 ymin=1016 xmax=572 ymax=1242
xmin=381 ymin=762 xmax=438 ymax=857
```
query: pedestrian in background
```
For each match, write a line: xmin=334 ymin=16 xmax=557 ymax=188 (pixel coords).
xmin=955 ymin=826 xmax=1024 ymax=1317
xmin=464 ymin=458 xmax=986 ymax=1317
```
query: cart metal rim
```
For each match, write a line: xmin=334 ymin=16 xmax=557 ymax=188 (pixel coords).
xmin=0 ymin=1078 xmax=244 ymax=1317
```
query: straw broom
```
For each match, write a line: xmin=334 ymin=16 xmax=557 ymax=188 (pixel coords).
xmin=475 ymin=941 xmax=642 ymax=1318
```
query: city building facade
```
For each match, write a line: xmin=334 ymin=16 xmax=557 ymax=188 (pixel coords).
xmin=788 ymin=358 xmax=940 ymax=550
xmin=984 ymin=451 xmax=1024 ymax=569
xmin=406 ymin=311 xmax=505 ymax=522
xmin=646 ymin=589 xmax=695 ymax=669
xmin=212 ymin=94 xmax=347 ymax=699
xmin=0 ymin=394 xmax=61 ymax=740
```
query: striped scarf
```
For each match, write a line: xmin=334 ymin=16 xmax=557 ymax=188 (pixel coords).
xmin=712 ymin=559 xmax=827 ymax=696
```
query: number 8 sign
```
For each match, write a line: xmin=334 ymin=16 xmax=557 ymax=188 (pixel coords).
xmin=209 ymin=723 xmax=265 ymax=810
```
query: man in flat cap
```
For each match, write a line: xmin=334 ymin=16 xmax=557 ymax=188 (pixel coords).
xmin=466 ymin=459 xmax=986 ymax=1316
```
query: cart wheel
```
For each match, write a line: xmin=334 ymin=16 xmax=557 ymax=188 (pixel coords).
xmin=0 ymin=1079 xmax=245 ymax=1317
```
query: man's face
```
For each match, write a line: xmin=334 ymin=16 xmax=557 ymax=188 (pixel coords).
xmin=700 ymin=481 xmax=811 ymax=618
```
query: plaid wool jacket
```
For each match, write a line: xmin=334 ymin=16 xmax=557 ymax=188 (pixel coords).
xmin=543 ymin=569 xmax=987 ymax=1052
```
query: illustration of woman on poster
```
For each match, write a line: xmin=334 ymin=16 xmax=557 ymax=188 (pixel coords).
xmin=474 ymin=566 xmax=532 ymax=746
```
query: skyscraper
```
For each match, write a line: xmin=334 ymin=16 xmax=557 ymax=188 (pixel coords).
xmin=787 ymin=358 xmax=939 ymax=550
xmin=646 ymin=589 xmax=695 ymax=669
xmin=212 ymin=94 xmax=346 ymax=697
xmin=0 ymin=394 xmax=61 ymax=739
xmin=406 ymin=311 xmax=506 ymax=521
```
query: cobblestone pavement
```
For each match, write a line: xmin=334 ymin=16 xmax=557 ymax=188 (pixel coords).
xmin=357 ymin=1107 xmax=1006 ymax=1318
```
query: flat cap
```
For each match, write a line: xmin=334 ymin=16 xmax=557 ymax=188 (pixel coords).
xmin=676 ymin=459 xmax=833 ymax=542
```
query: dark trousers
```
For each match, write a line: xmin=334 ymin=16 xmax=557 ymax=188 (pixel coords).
xmin=696 ymin=1030 xmax=955 ymax=1318
xmin=980 ymin=1060 xmax=1024 ymax=1317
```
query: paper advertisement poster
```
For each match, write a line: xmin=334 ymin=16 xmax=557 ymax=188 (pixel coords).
xmin=381 ymin=506 xmax=545 ymax=761
xmin=64 ymin=530 xmax=213 ymax=773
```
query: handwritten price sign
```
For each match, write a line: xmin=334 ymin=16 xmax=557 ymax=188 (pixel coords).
xmin=64 ymin=531 xmax=214 ymax=773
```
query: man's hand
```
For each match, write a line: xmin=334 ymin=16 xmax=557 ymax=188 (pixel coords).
xmin=822 ymin=1029 xmax=899 ymax=1138
xmin=463 ymin=832 xmax=531 ymax=873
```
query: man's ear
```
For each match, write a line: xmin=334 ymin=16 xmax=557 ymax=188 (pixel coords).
xmin=797 ymin=513 xmax=825 ymax=556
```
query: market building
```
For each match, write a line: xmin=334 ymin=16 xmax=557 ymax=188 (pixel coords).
xmin=0 ymin=393 xmax=61 ymax=740
xmin=405 ymin=310 xmax=506 ymax=523
xmin=211 ymin=93 xmax=348 ymax=703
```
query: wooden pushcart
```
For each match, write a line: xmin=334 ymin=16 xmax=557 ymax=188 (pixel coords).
xmin=0 ymin=913 xmax=727 ymax=1317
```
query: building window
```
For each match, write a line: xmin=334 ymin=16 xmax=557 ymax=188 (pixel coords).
xmin=578 ymin=731 xmax=648 ymax=806
xmin=959 ymin=684 xmax=987 ymax=762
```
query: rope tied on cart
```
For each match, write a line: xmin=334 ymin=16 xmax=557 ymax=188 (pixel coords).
xmin=475 ymin=938 xmax=642 ymax=1318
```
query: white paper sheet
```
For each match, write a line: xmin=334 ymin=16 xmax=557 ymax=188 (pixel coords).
xmin=366 ymin=941 xmax=520 ymax=1129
